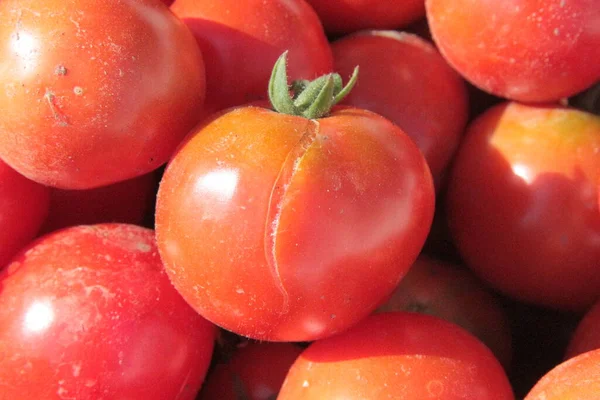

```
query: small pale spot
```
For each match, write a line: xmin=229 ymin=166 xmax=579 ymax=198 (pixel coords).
xmin=236 ymin=288 xmax=245 ymax=294
xmin=302 ymin=380 xmax=310 ymax=388
xmin=136 ymin=242 xmax=151 ymax=252
xmin=553 ymin=28 xmax=560 ymax=36
xmin=73 ymin=86 xmax=83 ymax=95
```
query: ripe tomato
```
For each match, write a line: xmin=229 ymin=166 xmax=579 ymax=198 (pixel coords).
xmin=0 ymin=224 xmax=216 ymax=400
xmin=446 ymin=102 xmax=600 ymax=310
xmin=332 ymin=30 xmax=468 ymax=188
xmin=199 ymin=341 xmax=303 ymax=400
xmin=277 ymin=312 xmax=514 ymax=399
xmin=0 ymin=0 xmax=206 ymax=189
xmin=524 ymin=349 xmax=600 ymax=399
xmin=564 ymin=298 xmax=600 ymax=359
xmin=0 ymin=159 xmax=50 ymax=268
xmin=156 ymin=55 xmax=435 ymax=342
xmin=304 ymin=0 xmax=425 ymax=35
xmin=40 ymin=172 xmax=157 ymax=234
xmin=426 ymin=0 xmax=600 ymax=102
xmin=377 ymin=255 xmax=512 ymax=369
xmin=171 ymin=0 xmax=333 ymax=116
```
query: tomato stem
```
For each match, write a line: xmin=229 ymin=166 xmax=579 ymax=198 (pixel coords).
xmin=268 ymin=51 xmax=359 ymax=119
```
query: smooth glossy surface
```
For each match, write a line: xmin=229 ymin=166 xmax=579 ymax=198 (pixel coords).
xmin=0 ymin=159 xmax=50 ymax=268
xmin=0 ymin=224 xmax=216 ymax=400
xmin=377 ymin=255 xmax=512 ymax=369
xmin=171 ymin=0 xmax=332 ymax=116
xmin=156 ymin=105 xmax=435 ymax=342
xmin=427 ymin=0 xmax=600 ymax=102
xmin=525 ymin=349 xmax=600 ymax=399
xmin=277 ymin=313 xmax=514 ymax=399
xmin=447 ymin=102 xmax=600 ymax=310
xmin=0 ymin=0 xmax=206 ymax=189
xmin=332 ymin=30 xmax=468 ymax=188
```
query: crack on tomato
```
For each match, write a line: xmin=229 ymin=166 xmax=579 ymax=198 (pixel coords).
xmin=264 ymin=119 xmax=319 ymax=315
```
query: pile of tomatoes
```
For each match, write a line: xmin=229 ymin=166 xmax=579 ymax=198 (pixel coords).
xmin=0 ymin=0 xmax=598 ymax=399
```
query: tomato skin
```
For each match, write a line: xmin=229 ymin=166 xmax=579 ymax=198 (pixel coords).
xmin=156 ymin=105 xmax=435 ymax=342
xmin=332 ymin=30 xmax=468 ymax=188
xmin=426 ymin=0 xmax=600 ymax=102
xmin=0 ymin=224 xmax=216 ymax=400
xmin=0 ymin=0 xmax=206 ymax=189
xmin=524 ymin=349 xmax=600 ymax=399
xmin=200 ymin=342 xmax=303 ymax=400
xmin=40 ymin=172 xmax=157 ymax=234
xmin=564 ymin=299 xmax=600 ymax=359
xmin=278 ymin=312 xmax=514 ymax=399
xmin=304 ymin=0 xmax=425 ymax=35
xmin=446 ymin=102 xmax=600 ymax=310
xmin=0 ymin=159 xmax=50 ymax=268
xmin=170 ymin=0 xmax=332 ymax=115
xmin=377 ymin=255 xmax=512 ymax=369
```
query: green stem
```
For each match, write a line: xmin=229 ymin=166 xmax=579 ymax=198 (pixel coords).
xmin=268 ymin=51 xmax=359 ymax=119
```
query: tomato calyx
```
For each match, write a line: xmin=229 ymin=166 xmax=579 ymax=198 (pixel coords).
xmin=268 ymin=51 xmax=359 ymax=119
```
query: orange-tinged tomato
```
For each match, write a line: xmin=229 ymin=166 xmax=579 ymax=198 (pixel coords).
xmin=156 ymin=105 xmax=435 ymax=342
xmin=447 ymin=102 xmax=600 ymax=310
xmin=278 ymin=312 xmax=514 ymax=400
xmin=377 ymin=255 xmax=512 ymax=369
xmin=427 ymin=0 xmax=600 ymax=102
xmin=0 ymin=0 xmax=206 ymax=189
xmin=525 ymin=348 xmax=600 ymax=399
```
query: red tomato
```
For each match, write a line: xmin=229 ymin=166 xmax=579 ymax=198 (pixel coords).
xmin=377 ymin=255 xmax=512 ymax=369
xmin=332 ymin=30 xmax=468 ymax=188
xmin=426 ymin=0 xmax=600 ymax=102
xmin=170 ymin=0 xmax=333 ymax=115
xmin=0 ymin=159 xmax=50 ymax=268
xmin=0 ymin=224 xmax=216 ymax=400
xmin=0 ymin=0 xmax=206 ymax=189
xmin=278 ymin=312 xmax=514 ymax=399
xmin=156 ymin=103 xmax=434 ymax=341
xmin=564 ymin=298 xmax=600 ymax=359
xmin=40 ymin=172 xmax=157 ymax=234
xmin=304 ymin=0 xmax=425 ymax=35
xmin=524 ymin=349 xmax=600 ymax=399
xmin=200 ymin=341 xmax=303 ymax=400
xmin=446 ymin=102 xmax=600 ymax=310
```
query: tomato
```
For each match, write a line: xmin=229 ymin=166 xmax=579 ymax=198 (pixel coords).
xmin=0 ymin=159 xmax=50 ymax=269
xmin=564 ymin=298 xmax=600 ymax=359
xmin=0 ymin=224 xmax=216 ymax=399
xmin=0 ymin=0 xmax=206 ymax=189
xmin=446 ymin=102 xmax=600 ymax=310
xmin=199 ymin=341 xmax=303 ymax=400
xmin=155 ymin=54 xmax=435 ymax=342
xmin=170 ymin=0 xmax=333 ymax=116
xmin=40 ymin=172 xmax=157 ymax=234
xmin=524 ymin=349 xmax=600 ymax=399
xmin=304 ymin=0 xmax=425 ymax=35
xmin=332 ymin=30 xmax=468 ymax=188
xmin=426 ymin=0 xmax=600 ymax=102
xmin=277 ymin=312 xmax=514 ymax=399
xmin=377 ymin=255 xmax=512 ymax=369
